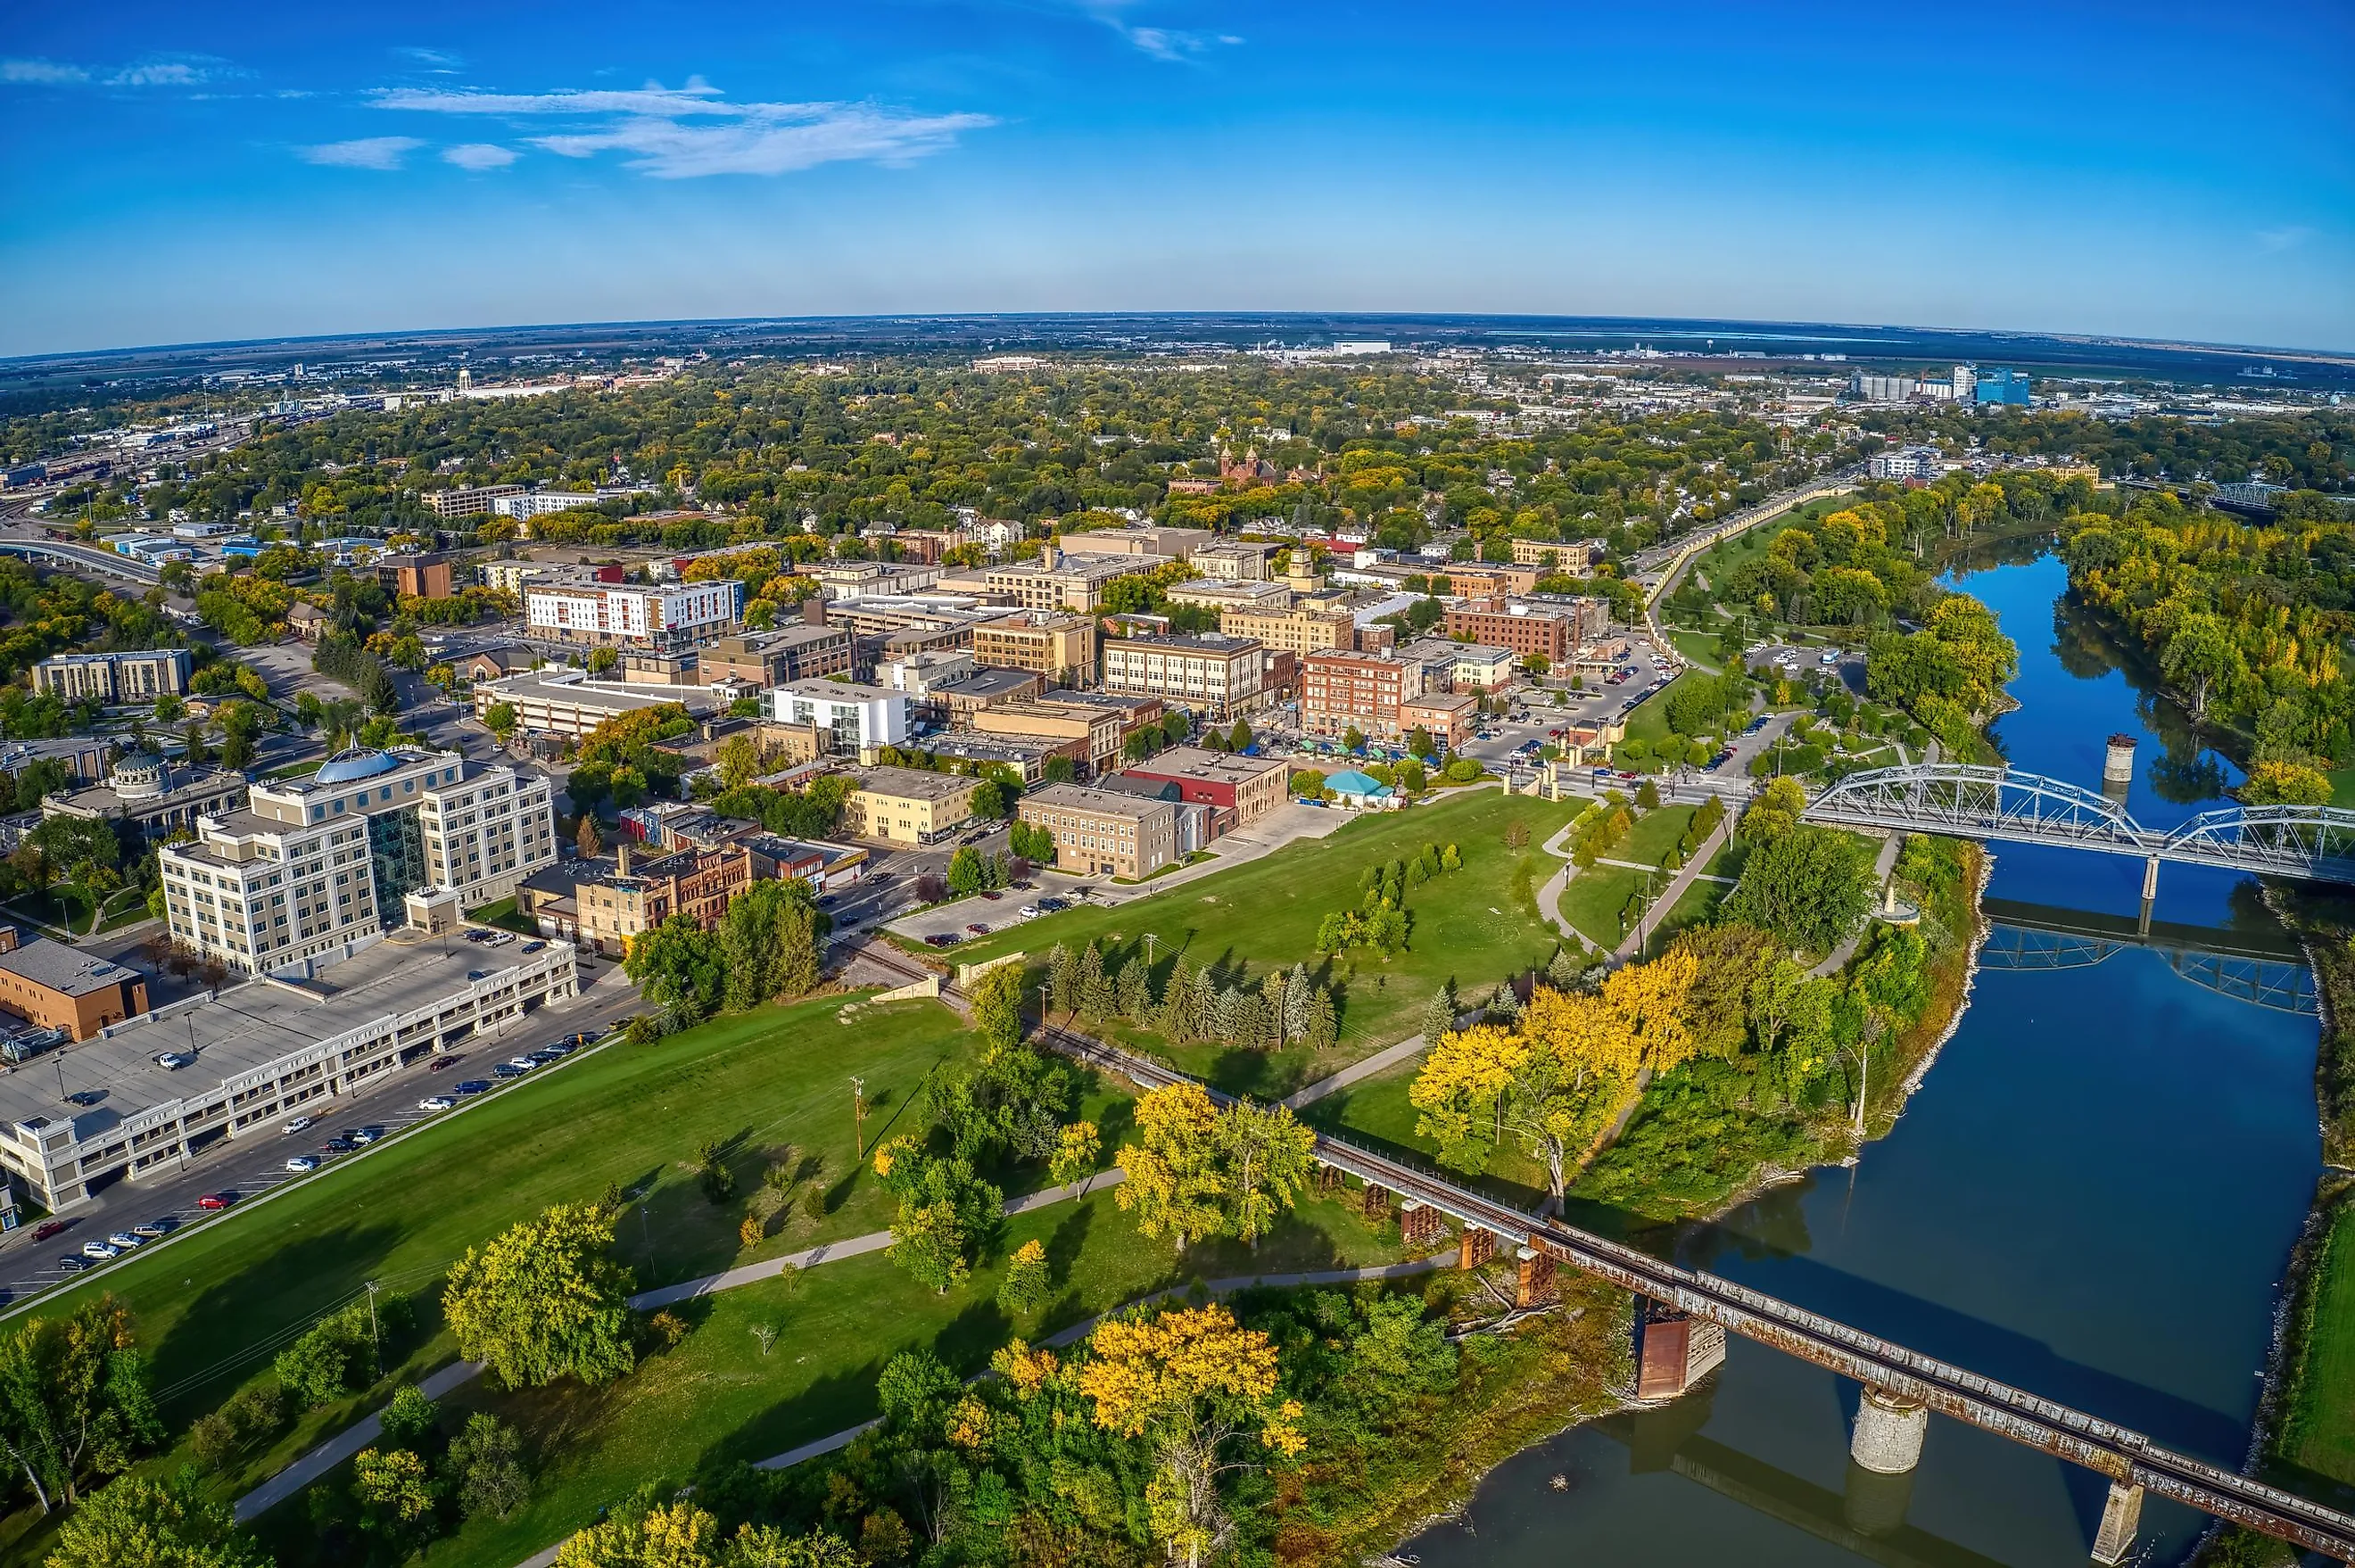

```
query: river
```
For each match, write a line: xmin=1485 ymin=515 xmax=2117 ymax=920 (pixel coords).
xmin=1404 ymin=550 xmax=2326 ymax=1567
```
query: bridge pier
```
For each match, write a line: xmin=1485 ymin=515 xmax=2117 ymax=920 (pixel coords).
xmin=2089 ymin=1481 xmax=2143 ymax=1566
xmin=1636 ymin=1305 xmax=1726 ymax=1399
xmin=1515 ymin=1245 xmax=1557 ymax=1308
xmin=1849 ymin=1387 xmax=1928 ymax=1474
xmin=1459 ymin=1224 xmax=1497 ymax=1271
xmin=1842 ymin=1458 xmax=1916 ymax=1538
xmin=2139 ymin=855 xmax=2161 ymax=940
xmin=1400 ymin=1198 xmax=1447 ymax=1249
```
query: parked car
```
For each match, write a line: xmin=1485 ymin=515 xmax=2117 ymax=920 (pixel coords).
xmin=152 ymin=1051 xmax=194 ymax=1070
xmin=55 ymin=1256 xmax=87 ymax=1273
xmin=521 ymin=940 xmax=544 ymax=953
xmin=285 ymin=1155 xmax=318 ymax=1173
xmin=131 ymin=1219 xmax=172 ymax=1239
xmin=492 ymin=1062 xmax=526 ymax=1079
xmin=979 ymin=890 xmax=1003 ymax=901
xmin=965 ymin=922 xmax=988 ymax=935
xmin=505 ymin=1056 xmax=537 ymax=1072
xmin=418 ymin=1094 xmax=456 ymax=1111
xmin=65 ymin=1090 xmax=103 ymax=1107
xmin=282 ymin=1115 xmax=315 ymax=1135
xmin=31 ymin=1219 xmax=68 ymax=1242
xmin=196 ymin=1192 xmax=237 ymax=1210
xmin=105 ymin=1232 xmax=143 ymax=1250
xmin=1018 ymin=905 xmax=1040 ymax=920
xmin=528 ymin=1048 xmax=565 ymax=1065
xmin=321 ymin=1137 xmax=355 ymax=1154
xmin=430 ymin=1056 xmax=457 ymax=1071
xmin=453 ymin=1079 xmax=492 ymax=1096
xmin=81 ymin=1241 xmax=120 ymax=1260
xmin=925 ymin=933 xmax=959 ymax=947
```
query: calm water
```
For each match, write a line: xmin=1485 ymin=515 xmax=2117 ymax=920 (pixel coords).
xmin=1407 ymin=553 xmax=2325 ymax=1567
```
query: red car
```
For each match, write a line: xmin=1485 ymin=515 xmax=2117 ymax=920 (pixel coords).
xmin=965 ymin=923 xmax=988 ymax=935
xmin=195 ymin=1193 xmax=236 ymax=1211
xmin=31 ymin=1219 xmax=67 ymax=1242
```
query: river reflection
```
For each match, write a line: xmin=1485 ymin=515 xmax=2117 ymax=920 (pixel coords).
xmin=1403 ymin=554 xmax=2322 ymax=1567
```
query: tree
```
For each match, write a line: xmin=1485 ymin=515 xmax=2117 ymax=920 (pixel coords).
xmin=1216 ymin=1101 xmax=1316 ymax=1248
xmin=442 ymin=1204 xmax=636 ymax=1390
xmin=968 ymin=961 xmax=1026 ymax=1052
xmin=443 ymin=1411 xmax=529 ymax=1522
xmin=946 ymin=846 xmax=986 ymax=895
xmin=1049 ymin=1120 xmax=1101 ymax=1190
xmin=624 ymin=916 xmax=723 ymax=1022
xmin=1343 ymin=724 xmax=1366 ymax=754
xmin=556 ymin=1499 xmax=717 ymax=1568
xmin=1408 ymin=1023 xmax=1522 ymax=1171
xmin=0 ymin=1298 xmax=161 ymax=1514
xmin=720 ymin=879 xmax=824 ymax=1011
xmin=1419 ymin=982 xmax=1457 ymax=1046
xmin=1117 ymin=1084 xmax=1227 ymax=1250
xmin=729 ymin=1525 xmax=862 ymax=1567
xmin=353 ymin=1444 xmax=438 ymax=1547
xmin=577 ymin=816 xmax=603 ymax=859
xmin=1040 ymin=755 xmax=1078 ymax=785
xmin=997 ymin=1238 xmax=1051 ymax=1315
xmin=716 ymin=734 xmax=761 ymax=790
xmin=46 ymin=1469 xmax=265 ymax=1568
xmin=1724 ymin=824 xmax=1875 ymax=955
xmin=1741 ymin=775 xmax=1809 ymax=843
xmin=2242 ymin=760 xmax=2334 ymax=807
xmin=1071 ymin=1304 xmax=1303 ymax=1568
xmin=2160 ymin=611 xmax=2240 ymax=723
xmin=878 ymin=1145 xmax=1002 ymax=1293
xmin=483 ymin=702 xmax=517 ymax=743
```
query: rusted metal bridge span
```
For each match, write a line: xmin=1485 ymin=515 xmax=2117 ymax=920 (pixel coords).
xmin=1804 ymin=763 xmax=2355 ymax=887
xmin=1032 ymin=1019 xmax=2355 ymax=1563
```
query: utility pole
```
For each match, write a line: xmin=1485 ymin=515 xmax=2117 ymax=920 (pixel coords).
xmin=365 ymin=1280 xmax=382 ymax=1373
xmin=850 ymin=1076 xmax=866 ymax=1158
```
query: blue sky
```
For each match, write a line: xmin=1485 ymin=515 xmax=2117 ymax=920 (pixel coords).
xmin=3 ymin=0 xmax=2350 ymax=356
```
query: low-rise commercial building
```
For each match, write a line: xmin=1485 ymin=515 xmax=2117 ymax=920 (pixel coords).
xmin=1509 ymin=538 xmax=1599 ymax=573
xmin=931 ymin=667 xmax=1047 ymax=724
xmin=1218 ymin=601 xmax=1358 ymax=655
xmin=1436 ymin=562 xmax=1542 ymax=598
xmin=0 ymin=939 xmax=148 ymax=1042
xmin=840 ymin=767 xmax=981 ymax=845
xmin=31 ymin=649 xmax=191 ymax=704
xmin=420 ymin=483 xmax=526 ymax=519
xmin=524 ymin=579 xmax=744 ymax=650
xmin=1101 ymin=634 xmax=1268 ymax=721
xmin=698 ymin=624 xmax=855 ymax=686
xmin=986 ymin=551 xmax=1167 ymax=614
xmin=160 ymin=748 xmax=558 ymax=975
xmin=971 ymin=702 xmax=1123 ymax=776
xmin=1401 ymin=691 xmax=1480 ymax=750
xmin=473 ymin=671 xmax=716 ymax=739
xmin=376 ymin=552 xmax=458 ymax=600
xmin=1441 ymin=602 xmax=1574 ymax=664
xmin=1187 ymin=541 xmax=1284 ymax=581
xmin=1018 ymin=782 xmax=1179 ymax=880
xmin=1119 ymin=747 xmax=1289 ymax=824
xmin=518 ymin=838 xmax=757 ymax=957
xmin=914 ymin=730 xmax=1075 ymax=782
xmin=971 ymin=610 xmax=1096 ymax=684
xmin=0 ymin=937 xmax=577 ymax=1209
xmin=1054 ymin=526 xmax=1216 ymax=562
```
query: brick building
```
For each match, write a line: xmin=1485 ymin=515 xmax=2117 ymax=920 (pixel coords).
xmin=1441 ymin=603 xmax=1573 ymax=664
xmin=1017 ymin=783 xmax=1179 ymax=880
xmin=1301 ymin=649 xmax=1427 ymax=742
xmin=1119 ymin=747 xmax=1289 ymax=824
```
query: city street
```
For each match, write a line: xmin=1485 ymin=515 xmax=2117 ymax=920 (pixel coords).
xmin=0 ymin=960 xmax=642 ymax=1312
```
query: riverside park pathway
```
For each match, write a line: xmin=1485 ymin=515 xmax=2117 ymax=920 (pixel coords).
xmin=232 ymin=1019 xmax=1427 ymax=1526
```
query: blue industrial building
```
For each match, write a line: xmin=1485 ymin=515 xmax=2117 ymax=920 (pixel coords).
xmin=1974 ymin=367 xmax=2032 ymax=406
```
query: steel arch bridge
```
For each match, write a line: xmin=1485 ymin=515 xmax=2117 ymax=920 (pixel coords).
xmin=1804 ymin=763 xmax=2355 ymax=885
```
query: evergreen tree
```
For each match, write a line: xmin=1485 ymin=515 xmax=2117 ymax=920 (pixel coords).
xmin=1075 ymin=942 xmax=1112 ymax=1019
xmin=1260 ymin=970 xmax=1290 ymax=1049
xmin=1283 ymin=962 xmax=1313 ymax=1043
xmin=1302 ymin=986 xmax=1339 ymax=1054
xmin=1116 ymin=957 xmax=1152 ymax=1024
xmin=1420 ymin=981 xmax=1457 ymax=1045
xmin=1046 ymin=943 xmax=1077 ymax=1017
xmin=1157 ymin=957 xmax=1200 ymax=1040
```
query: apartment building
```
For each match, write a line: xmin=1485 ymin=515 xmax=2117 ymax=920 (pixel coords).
xmin=840 ymin=767 xmax=981 ymax=845
xmin=30 ymin=649 xmax=191 ymax=704
xmin=1441 ymin=602 xmax=1573 ymax=664
xmin=698 ymin=624 xmax=855 ymax=686
xmin=158 ymin=748 xmax=558 ymax=974
xmin=524 ymin=579 xmax=744 ymax=650
xmin=1119 ymin=747 xmax=1289 ymax=825
xmin=1053 ymin=526 xmax=1216 ymax=562
xmin=763 ymin=681 xmax=911 ymax=755
xmin=1509 ymin=538 xmax=1599 ymax=573
xmin=1301 ymin=648 xmax=1427 ymax=742
xmin=1017 ymin=783 xmax=1179 ymax=880
xmin=971 ymin=610 xmax=1097 ymax=683
xmin=420 ymin=483 xmax=525 ymax=519
xmin=1218 ymin=601 xmax=1357 ymax=655
xmin=1101 ymin=635 xmax=1268 ymax=721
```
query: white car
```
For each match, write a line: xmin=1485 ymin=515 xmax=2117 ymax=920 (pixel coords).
xmin=80 ymin=1241 xmax=120 ymax=1260
xmin=105 ymin=1232 xmax=144 ymax=1250
xmin=1018 ymin=905 xmax=1041 ymax=920
xmin=283 ymin=1115 xmax=316 ymax=1135
xmin=285 ymin=1155 xmax=318 ymax=1173
xmin=418 ymin=1094 xmax=456 ymax=1111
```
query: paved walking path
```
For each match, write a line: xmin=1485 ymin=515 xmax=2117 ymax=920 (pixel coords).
xmin=1613 ymin=813 xmax=1733 ymax=962
xmin=234 ymin=1357 xmax=488 ymax=1522
xmin=1811 ymin=831 xmax=1907 ymax=978
xmin=1281 ymin=1034 xmax=1427 ymax=1109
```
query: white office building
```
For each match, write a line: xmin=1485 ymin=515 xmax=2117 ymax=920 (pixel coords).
xmin=524 ymin=579 xmax=744 ymax=651
xmin=160 ymin=748 xmax=559 ymax=975
xmin=492 ymin=491 xmax=603 ymax=518
xmin=764 ymin=681 xmax=912 ymax=755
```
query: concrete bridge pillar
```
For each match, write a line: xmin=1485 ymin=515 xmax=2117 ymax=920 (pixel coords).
xmin=2139 ymin=855 xmax=2159 ymax=938
xmin=1849 ymin=1387 xmax=1929 ymax=1474
xmin=2089 ymin=1481 xmax=2143 ymax=1566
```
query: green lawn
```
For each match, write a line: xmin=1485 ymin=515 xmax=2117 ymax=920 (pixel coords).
xmin=948 ymin=791 xmax=1582 ymax=1099
xmin=1558 ymin=865 xmax=1647 ymax=949
xmin=464 ymin=895 xmax=539 ymax=935
xmin=2279 ymin=1193 xmax=2355 ymax=1504
xmin=1665 ymin=628 xmax=1723 ymax=671
xmin=1301 ymin=1056 xmax=1550 ymax=1211
xmin=0 ymin=994 xmax=1015 ymax=1560
xmin=267 ymin=1187 xmax=1411 ymax=1568
xmin=2328 ymin=768 xmax=2355 ymax=809
xmin=1643 ymin=874 xmax=1729 ymax=959
xmin=1619 ymin=804 xmax=1698 ymax=867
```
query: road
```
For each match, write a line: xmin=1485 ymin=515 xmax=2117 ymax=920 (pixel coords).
xmin=0 ymin=959 xmax=643 ymax=1313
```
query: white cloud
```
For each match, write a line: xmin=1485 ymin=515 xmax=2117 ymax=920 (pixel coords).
xmin=301 ymin=136 xmax=425 ymax=170
xmin=442 ymin=142 xmax=518 ymax=170
xmin=2 ymin=59 xmax=92 ymax=85
xmin=1070 ymin=3 xmax=1241 ymax=60
xmin=107 ymin=61 xmax=205 ymax=87
xmin=396 ymin=47 xmax=463 ymax=67
xmin=2257 ymin=226 xmax=2312 ymax=254
xmin=374 ymin=78 xmax=992 ymax=179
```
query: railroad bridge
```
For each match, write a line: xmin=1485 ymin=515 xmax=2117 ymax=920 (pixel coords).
xmin=1026 ymin=1018 xmax=2355 ymax=1564
xmin=1803 ymin=762 xmax=2355 ymax=894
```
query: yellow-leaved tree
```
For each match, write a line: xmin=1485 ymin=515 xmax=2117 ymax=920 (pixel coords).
xmin=1508 ymin=985 xmax=1642 ymax=1198
xmin=1116 ymin=1084 xmax=1227 ymax=1250
xmin=1073 ymin=1305 xmax=1303 ymax=1568
xmin=1407 ymin=1022 xmax=1525 ymax=1166
xmin=442 ymin=1203 xmax=636 ymax=1391
xmin=1215 ymin=1100 xmax=1317 ymax=1249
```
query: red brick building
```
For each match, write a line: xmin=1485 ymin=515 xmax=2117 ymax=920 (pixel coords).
xmin=1441 ymin=602 xmax=1572 ymax=664
xmin=1120 ymin=747 xmax=1290 ymax=824
xmin=1301 ymin=649 xmax=1425 ymax=742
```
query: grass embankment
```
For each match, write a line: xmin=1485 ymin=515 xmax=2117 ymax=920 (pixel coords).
xmin=2268 ymin=1177 xmax=2355 ymax=1512
xmin=950 ymin=790 xmax=1581 ymax=1099
xmin=0 ymin=995 xmax=1009 ymax=1563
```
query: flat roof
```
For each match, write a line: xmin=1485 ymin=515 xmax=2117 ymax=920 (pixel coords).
xmin=0 ymin=940 xmax=141 ymax=999
xmin=851 ymin=766 xmax=979 ymax=802
xmin=1123 ymin=746 xmax=1287 ymax=782
xmin=483 ymin=673 xmax=717 ymax=714
xmin=1104 ymin=634 xmax=1263 ymax=656
xmin=0 ymin=937 xmax=550 ymax=1140
xmin=942 ymin=668 xmax=1046 ymax=699
xmin=1021 ymin=782 xmax=1175 ymax=821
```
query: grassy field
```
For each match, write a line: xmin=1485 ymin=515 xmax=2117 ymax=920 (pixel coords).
xmin=1553 ymin=804 xmax=1697 ymax=949
xmin=2277 ymin=1189 xmax=2355 ymax=1505
xmin=253 ymin=1185 xmax=1412 ymax=1568
xmin=949 ymin=790 xmax=1582 ymax=1099
xmin=0 ymin=993 xmax=1027 ymax=1563
xmin=463 ymin=895 xmax=539 ymax=935
xmin=1643 ymin=874 xmax=1729 ymax=958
